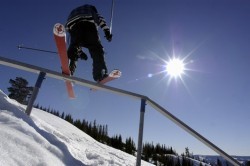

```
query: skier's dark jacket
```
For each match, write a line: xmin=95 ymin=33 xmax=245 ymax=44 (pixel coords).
xmin=66 ymin=4 xmax=110 ymax=33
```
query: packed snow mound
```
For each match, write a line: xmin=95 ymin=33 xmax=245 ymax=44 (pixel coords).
xmin=0 ymin=89 xmax=153 ymax=166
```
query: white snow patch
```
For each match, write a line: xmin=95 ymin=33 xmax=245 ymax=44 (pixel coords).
xmin=0 ymin=89 xmax=153 ymax=166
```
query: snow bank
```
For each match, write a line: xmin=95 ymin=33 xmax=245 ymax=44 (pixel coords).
xmin=0 ymin=89 xmax=153 ymax=166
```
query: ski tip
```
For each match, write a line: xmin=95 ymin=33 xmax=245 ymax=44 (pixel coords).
xmin=53 ymin=23 xmax=66 ymax=37
xmin=110 ymin=69 xmax=122 ymax=78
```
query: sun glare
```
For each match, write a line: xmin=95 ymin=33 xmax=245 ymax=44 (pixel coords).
xmin=166 ymin=58 xmax=185 ymax=78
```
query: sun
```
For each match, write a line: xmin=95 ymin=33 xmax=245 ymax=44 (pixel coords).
xmin=165 ymin=58 xmax=185 ymax=78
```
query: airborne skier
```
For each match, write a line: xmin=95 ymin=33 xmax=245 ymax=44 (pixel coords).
xmin=65 ymin=4 xmax=112 ymax=82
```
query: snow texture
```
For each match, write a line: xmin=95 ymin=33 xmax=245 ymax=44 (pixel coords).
xmin=0 ymin=89 xmax=153 ymax=166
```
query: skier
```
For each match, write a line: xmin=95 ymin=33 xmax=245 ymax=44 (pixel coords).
xmin=65 ymin=4 xmax=112 ymax=82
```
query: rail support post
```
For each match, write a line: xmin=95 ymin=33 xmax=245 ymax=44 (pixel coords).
xmin=136 ymin=98 xmax=146 ymax=166
xmin=26 ymin=72 xmax=46 ymax=116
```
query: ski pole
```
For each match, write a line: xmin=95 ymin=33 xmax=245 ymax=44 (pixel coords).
xmin=17 ymin=45 xmax=57 ymax=54
xmin=109 ymin=0 xmax=115 ymax=34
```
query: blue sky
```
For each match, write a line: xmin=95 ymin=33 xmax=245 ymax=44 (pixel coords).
xmin=1 ymin=0 xmax=250 ymax=156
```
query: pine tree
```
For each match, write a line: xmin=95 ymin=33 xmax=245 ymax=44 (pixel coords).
xmin=92 ymin=120 xmax=98 ymax=140
xmin=34 ymin=103 xmax=40 ymax=108
xmin=185 ymin=147 xmax=190 ymax=157
xmin=176 ymin=157 xmax=181 ymax=166
xmin=73 ymin=119 xmax=82 ymax=129
xmin=217 ymin=158 xmax=222 ymax=166
xmin=8 ymin=77 xmax=33 ymax=104
xmin=64 ymin=114 xmax=73 ymax=124
xmin=125 ymin=137 xmax=136 ymax=155
xmin=87 ymin=122 xmax=92 ymax=135
xmin=118 ymin=135 xmax=123 ymax=150
xmin=182 ymin=153 xmax=187 ymax=166
xmin=61 ymin=112 xmax=65 ymax=119
xmin=109 ymin=134 xmax=123 ymax=150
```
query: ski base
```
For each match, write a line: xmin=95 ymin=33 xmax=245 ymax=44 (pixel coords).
xmin=53 ymin=23 xmax=75 ymax=98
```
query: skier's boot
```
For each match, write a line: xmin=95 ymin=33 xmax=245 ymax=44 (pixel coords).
xmin=69 ymin=60 xmax=77 ymax=75
xmin=97 ymin=69 xmax=108 ymax=82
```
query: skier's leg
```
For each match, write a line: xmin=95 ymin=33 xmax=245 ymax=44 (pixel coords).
xmin=73 ymin=22 xmax=107 ymax=80
xmin=67 ymin=27 xmax=88 ymax=75
xmin=67 ymin=44 xmax=78 ymax=61
xmin=67 ymin=38 xmax=79 ymax=75
xmin=88 ymin=44 xmax=108 ymax=81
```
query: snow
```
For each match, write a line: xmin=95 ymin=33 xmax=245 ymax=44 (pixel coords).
xmin=0 ymin=89 xmax=153 ymax=166
xmin=1 ymin=89 xmax=249 ymax=166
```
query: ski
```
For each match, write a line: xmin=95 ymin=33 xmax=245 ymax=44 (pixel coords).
xmin=91 ymin=69 xmax=121 ymax=91
xmin=53 ymin=23 xmax=75 ymax=98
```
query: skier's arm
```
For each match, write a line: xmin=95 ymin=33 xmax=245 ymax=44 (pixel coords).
xmin=98 ymin=14 xmax=109 ymax=31
xmin=98 ymin=14 xmax=112 ymax=42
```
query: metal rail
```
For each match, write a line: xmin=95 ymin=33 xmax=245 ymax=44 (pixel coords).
xmin=0 ymin=56 xmax=241 ymax=166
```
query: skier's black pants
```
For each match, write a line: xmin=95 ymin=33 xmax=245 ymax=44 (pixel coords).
xmin=68 ymin=21 xmax=107 ymax=81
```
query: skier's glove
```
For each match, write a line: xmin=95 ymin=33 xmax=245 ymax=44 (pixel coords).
xmin=76 ymin=47 xmax=88 ymax=61
xmin=78 ymin=52 xmax=88 ymax=61
xmin=104 ymin=30 xmax=112 ymax=42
